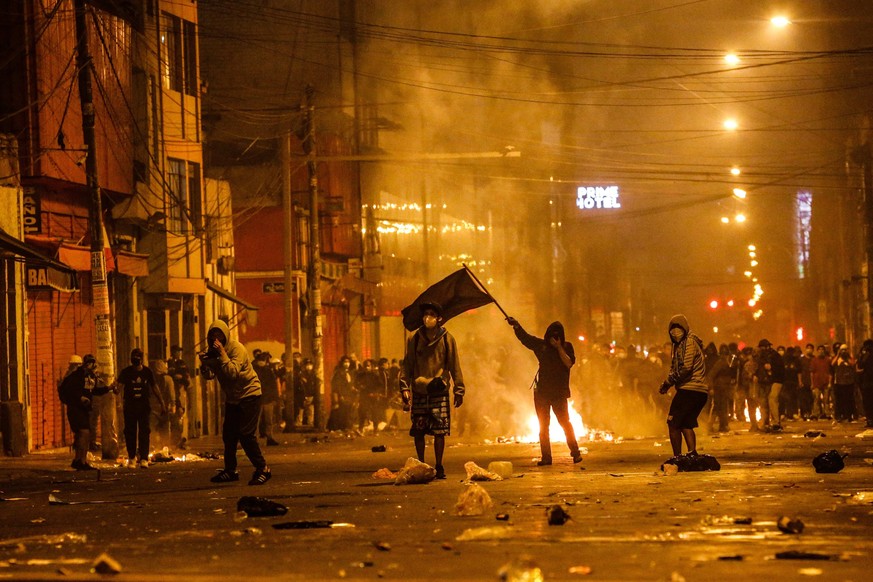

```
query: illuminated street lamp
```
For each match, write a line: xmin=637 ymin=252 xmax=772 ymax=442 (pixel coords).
xmin=733 ymin=188 xmax=747 ymax=199
xmin=723 ymin=118 xmax=739 ymax=131
xmin=724 ymin=53 xmax=740 ymax=66
xmin=748 ymin=244 xmax=756 ymax=251
xmin=730 ymin=167 xmax=741 ymax=176
xmin=721 ymin=216 xmax=730 ymax=224
xmin=734 ymin=213 xmax=747 ymax=223
xmin=771 ymin=15 xmax=791 ymax=28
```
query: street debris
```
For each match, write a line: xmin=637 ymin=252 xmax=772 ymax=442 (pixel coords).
xmin=846 ymin=491 xmax=873 ymax=505
xmin=487 ymin=461 xmax=513 ymax=478
xmin=393 ymin=457 xmax=436 ymax=485
xmin=498 ymin=555 xmax=543 ymax=582
xmin=804 ymin=431 xmax=826 ymax=438
xmin=777 ymin=515 xmax=805 ymax=534
xmin=547 ymin=504 xmax=571 ymax=526
xmin=455 ymin=482 xmax=493 ymax=516
xmin=91 ymin=552 xmax=122 ymax=575
xmin=496 ymin=513 xmax=510 ymax=521
xmin=717 ymin=555 xmax=744 ymax=561
xmin=702 ymin=515 xmax=752 ymax=526
xmin=373 ymin=541 xmax=391 ymax=551
xmin=854 ymin=429 xmax=873 ymax=439
xmin=48 ymin=494 xmax=126 ymax=506
xmin=660 ymin=453 xmax=720 ymax=472
xmin=798 ymin=568 xmax=824 ymax=576
xmin=464 ymin=461 xmax=502 ymax=481
xmin=0 ymin=533 xmax=87 ymax=550
xmin=371 ymin=445 xmax=387 ymax=452
xmin=568 ymin=565 xmax=593 ymax=575
xmin=774 ymin=550 xmax=835 ymax=561
xmin=237 ymin=496 xmax=288 ymax=517
xmin=150 ymin=451 xmax=175 ymax=463
xmin=812 ymin=450 xmax=847 ymax=473
xmin=663 ymin=464 xmax=679 ymax=476
xmin=456 ymin=526 xmax=514 ymax=541
xmin=229 ymin=527 xmax=262 ymax=537
xmin=371 ymin=468 xmax=397 ymax=479
xmin=0 ymin=497 xmax=28 ymax=502
xmin=272 ymin=520 xmax=355 ymax=529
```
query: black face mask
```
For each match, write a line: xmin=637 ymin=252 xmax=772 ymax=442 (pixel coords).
xmin=131 ymin=357 xmax=142 ymax=366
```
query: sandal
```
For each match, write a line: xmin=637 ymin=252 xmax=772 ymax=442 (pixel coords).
xmin=248 ymin=467 xmax=272 ymax=486
xmin=210 ymin=469 xmax=240 ymax=483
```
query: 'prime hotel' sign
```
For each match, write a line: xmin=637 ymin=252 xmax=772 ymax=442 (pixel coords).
xmin=576 ymin=186 xmax=620 ymax=210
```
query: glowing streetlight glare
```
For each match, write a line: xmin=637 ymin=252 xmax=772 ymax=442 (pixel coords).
xmin=724 ymin=53 xmax=740 ymax=66
xmin=749 ymin=251 xmax=756 ymax=258
xmin=744 ymin=271 xmax=752 ymax=277
xmin=748 ymin=299 xmax=757 ymax=307
xmin=735 ymin=213 xmax=747 ymax=223
xmin=733 ymin=188 xmax=747 ymax=199
xmin=727 ymin=300 xmax=735 ymax=307
xmin=723 ymin=118 xmax=739 ymax=131
xmin=720 ymin=216 xmax=730 ymax=224
xmin=713 ymin=326 xmax=719 ymax=334
xmin=771 ymin=16 xmax=791 ymax=28
xmin=748 ymin=244 xmax=756 ymax=251
xmin=750 ymin=259 xmax=758 ymax=266
xmin=730 ymin=167 xmax=741 ymax=176
xmin=709 ymin=300 xmax=719 ymax=309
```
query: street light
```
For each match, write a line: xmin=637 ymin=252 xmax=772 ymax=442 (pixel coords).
xmin=733 ymin=188 xmax=747 ymax=199
xmin=723 ymin=118 xmax=739 ymax=131
xmin=770 ymin=16 xmax=791 ymax=28
xmin=724 ymin=53 xmax=740 ymax=66
xmin=730 ymin=167 xmax=741 ymax=176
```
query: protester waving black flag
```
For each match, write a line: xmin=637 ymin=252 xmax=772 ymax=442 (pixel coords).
xmin=401 ymin=267 xmax=496 ymax=331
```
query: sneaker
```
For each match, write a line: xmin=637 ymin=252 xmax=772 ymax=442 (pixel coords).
xmin=572 ymin=453 xmax=584 ymax=464
xmin=434 ymin=465 xmax=446 ymax=479
xmin=210 ymin=469 xmax=240 ymax=483
xmin=536 ymin=458 xmax=552 ymax=466
xmin=139 ymin=459 xmax=149 ymax=469
xmin=248 ymin=467 xmax=272 ymax=486
xmin=126 ymin=458 xmax=137 ymax=469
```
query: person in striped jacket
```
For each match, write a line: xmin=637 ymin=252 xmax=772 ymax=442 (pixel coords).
xmin=659 ymin=314 xmax=708 ymax=456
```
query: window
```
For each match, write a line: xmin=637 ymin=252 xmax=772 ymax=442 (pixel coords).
xmin=167 ymin=158 xmax=188 ymax=234
xmin=187 ymin=161 xmax=202 ymax=235
xmin=160 ymin=13 xmax=197 ymax=96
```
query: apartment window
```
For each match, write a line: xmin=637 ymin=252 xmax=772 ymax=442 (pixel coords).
xmin=187 ymin=161 xmax=202 ymax=235
xmin=160 ymin=13 xmax=197 ymax=96
xmin=167 ymin=158 xmax=188 ymax=234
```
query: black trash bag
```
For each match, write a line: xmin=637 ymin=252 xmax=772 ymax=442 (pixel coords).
xmin=812 ymin=450 xmax=847 ymax=473
xmin=660 ymin=452 xmax=721 ymax=472
xmin=547 ymin=505 xmax=570 ymax=526
xmin=237 ymin=496 xmax=288 ymax=517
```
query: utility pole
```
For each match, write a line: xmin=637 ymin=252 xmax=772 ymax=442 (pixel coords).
xmin=282 ymin=129 xmax=296 ymax=422
xmin=860 ymin=142 xmax=873 ymax=338
xmin=74 ymin=0 xmax=115 ymax=381
xmin=303 ymin=85 xmax=325 ymax=429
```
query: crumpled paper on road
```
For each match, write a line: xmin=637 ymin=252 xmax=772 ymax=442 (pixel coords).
xmin=394 ymin=458 xmax=436 ymax=485
xmin=455 ymin=482 xmax=493 ymax=516
xmin=464 ymin=461 xmax=502 ymax=482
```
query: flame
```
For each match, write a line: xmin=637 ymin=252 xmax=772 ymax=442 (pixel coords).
xmin=742 ymin=404 xmax=762 ymax=423
xmin=518 ymin=400 xmax=614 ymax=443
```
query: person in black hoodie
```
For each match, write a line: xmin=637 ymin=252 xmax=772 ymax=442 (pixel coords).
xmin=58 ymin=354 xmax=113 ymax=470
xmin=506 ymin=317 xmax=583 ymax=466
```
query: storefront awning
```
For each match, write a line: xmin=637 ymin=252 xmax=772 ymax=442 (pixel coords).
xmin=206 ymin=280 xmax=259 ymax=311
xmin=0 ymin=227 xmax=78 ymax=292
xmin=115 ymin=250 xmax=150 ymax=277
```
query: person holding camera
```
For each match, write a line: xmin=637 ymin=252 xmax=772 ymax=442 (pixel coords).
xmin=199 ymin=320 xmax=271 ymax=485
xmin=831 ymin=343 xmax=857 ymax=422
xmin=399 ymin=302 xmax=465 ymax=480
xmin=506 ymin=316 xmax=583 ymax=466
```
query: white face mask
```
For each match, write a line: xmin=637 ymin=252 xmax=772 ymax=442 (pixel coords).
xmin=669 ymin=328 xmax=684 ymax=342
xmin=423 ymin=314 xmax=438 ymax=329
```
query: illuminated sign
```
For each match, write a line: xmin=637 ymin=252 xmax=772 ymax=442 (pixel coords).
xmin=576 ymin=186 xmax=620 ymax=210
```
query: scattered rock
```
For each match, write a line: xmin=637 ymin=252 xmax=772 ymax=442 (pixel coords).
xmin=547 ymin=505 xmax=570 ymax=526
xmin=371 ymin=445 xmax=386 ymax=452
xmin=777 ymin=516 xmax=805 ymax=534
xmin=373 ymin=541 xmax=391 ymax=552
xmin=804 ymin=431 xmax=826 ymax=438
xmin=91 ymin=553 xmax=121 ymax=575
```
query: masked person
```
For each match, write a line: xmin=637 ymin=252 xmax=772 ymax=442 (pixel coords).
xmin=117 ymin=348 xmax=165 ymax=468
xmin=831 ymin=344 xmax=857 ymax=422
xmin=659 ymin=315 xmax=708 ymax=457
xmin=58 ymin=354 xmax=112 ymax=470
xmin=200 ymin=320 xmax=271 ymax=485
xmin=399 ymin=302 xmax=465 ymax=479
xmin=506 ymin=316 xmax=583 ymax=466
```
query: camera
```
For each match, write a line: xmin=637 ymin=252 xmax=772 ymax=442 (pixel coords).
xmin=199 ymin=346 xmax=221 ymax=361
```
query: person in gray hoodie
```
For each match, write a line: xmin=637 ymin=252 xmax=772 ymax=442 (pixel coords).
xmin=199 ymin=319 xmax=271 ymax=485
xmin=506 ymin=317 xmax=583 ymax=466
xmin=659 ymin=314 xmax=708 ymax=457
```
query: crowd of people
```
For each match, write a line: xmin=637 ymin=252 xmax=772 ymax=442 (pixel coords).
xmin=575 ymin=335 xmax=873 ymax=436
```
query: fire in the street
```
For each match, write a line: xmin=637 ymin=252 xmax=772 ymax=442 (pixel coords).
xmin=742 ymin=404 xmax=762 ymax=423
xmin=518 ymin=400 xmax=614 ymax=443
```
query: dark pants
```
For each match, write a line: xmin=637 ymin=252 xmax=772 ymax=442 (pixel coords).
xmin=534 ymin=392 xmax=579 ymax=461
xmin=833 ymin=384 xmax=857 ymax=421
xmin=123 ymin=403 xmax=150 ymax=459
xmin=861 ymin=382 xmax=873 ymax=426
xmin=223 ymin=395 xmax=266 ymax=472
xmin=712 ymin=386 xmax=731 ymax=431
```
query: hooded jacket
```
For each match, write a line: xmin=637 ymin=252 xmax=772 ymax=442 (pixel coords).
xmin=664 ymin=314 xmax=708 ymax=393
xmin=513 ymin=321 xmax=575 ymax=399
xmin=200 ymin=320 xmax=261 ymax=404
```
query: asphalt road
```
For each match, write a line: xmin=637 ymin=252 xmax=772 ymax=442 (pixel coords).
xmin=1 ymin=419 xmax=872 ymax=581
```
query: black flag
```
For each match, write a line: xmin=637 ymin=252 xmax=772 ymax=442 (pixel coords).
xmin=401 ymin=268 xmax=495 ymax=331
